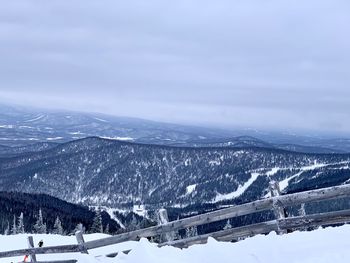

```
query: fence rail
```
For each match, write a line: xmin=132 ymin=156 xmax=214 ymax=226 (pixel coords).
xmin=84 ymin=183 xmax=350 ymax=249
xmin=1 ymin=183 xmax=350 ymax=261
xmin=0 ymin=244 xmax=80 ymax=258
xmin=160 ymin=208 xmax=350 ymax=248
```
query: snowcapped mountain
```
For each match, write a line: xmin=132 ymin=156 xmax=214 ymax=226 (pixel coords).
xmin=1 ymin=103 xmax=350 ymax=153
xmin=0 ymin=137 xmax=349 ymax=210
xmin=0 ymin=104 xmax=233 ymax=147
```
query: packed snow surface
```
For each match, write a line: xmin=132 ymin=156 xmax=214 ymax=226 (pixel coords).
xmin=93 ymin=117 xmax=109 ymax=123
xmin=279 ymin=161 xmax=350 ymax=191
xmin=1 ymin=224 xmax=349 ymax=263
xmin=214 ymin=172 xmax=260 ymax=202
xmin=46 ymin=137 xmax=64 ymax=141
xmin=24 ymin=114 xmax=45 ymax=122
xmin=186 ymin=184 xmax=197 ymax=195
xmin=0 ymin=125 xmax=14 ymax=129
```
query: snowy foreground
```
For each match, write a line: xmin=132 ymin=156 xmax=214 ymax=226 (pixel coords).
xmin=1 ymin=225 xmax=350 ymax=263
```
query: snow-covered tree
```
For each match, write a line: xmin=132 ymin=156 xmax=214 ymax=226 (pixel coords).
xmin=53 ymin=216 xmax=64 ymax=235
xmin=104 ymin=223 xmax=110 ymax=234
xmin=4 ymin=221 xmax=10 ymax=235
xmin=17 ymin=212 xmax=25 ymax=234
xmin=185 ymin=226 xmax=198 ymax=238
xmin=131 ymin=214 xmax=138 ymax=226
xmin=33 ymin=209 xmax=47 ymax=234
xmin=91 ymin=209 xmax=103 ymax=233
xmin=223 ymin=219 xmax=232 ymax=230
xmin=11 ymin=215 xmax=17 ymax=235
xmin=126 ymin=214 xmax=141 ymax=231
xmin=173 ymin=230 xmax=180 ymax=241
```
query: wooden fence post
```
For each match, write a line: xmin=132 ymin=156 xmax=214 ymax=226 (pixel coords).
xmin=27 ymin=236 xmax=37 ymax=262
xmin=75 ymin=231 xmax=88 ymax=254
xmin=297 ymin=203 xmax=308 ymax=231
xmin=299 ymin=203 xmax=306 ymax=216
xmin=269 ymin=181 xmax=287 ymax=234
xmin=157 ymin=208 xmax=175 ymax=242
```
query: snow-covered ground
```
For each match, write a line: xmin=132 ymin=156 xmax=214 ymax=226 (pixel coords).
xmin=1 ymin=225 xmax=349 ymax=263
xmin=214 ymin=172 xmax=260 ymax=202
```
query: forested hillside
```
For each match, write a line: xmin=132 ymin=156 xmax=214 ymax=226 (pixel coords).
xmin=0 ymin=192 xmax=121 ymax=234
xmin=0 ymin=137 xmax=349 ymax=210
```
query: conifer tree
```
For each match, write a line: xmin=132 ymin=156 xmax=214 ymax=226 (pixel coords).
xmin=104 ymin=223 xmax=110 ymax=234
xmin=223 ymin=219 xmax=232 ymax=230
xmin=53 ymin=216 xmax=64 ymax=235
xmin=128 ymin=214 xmax=140 ymax=231
xmin=91 ymin=209 xmax=103 ymax=233
xmin=185 ymin=226 xmax=198 ymax=238
xmin=33 ymin=209 xmax=47 ymax=234
xmin=17 ymin=212 xmax=24 ymax=234
xmin=4 ymin=221 xmax=10 ymax=235
xmin=17 ymin=212 xmax=25 ymax=234
xmin=11 ymin=215 xmax=17 ymax=235
xmin=173 ymin=230 xmax=180 ymax=241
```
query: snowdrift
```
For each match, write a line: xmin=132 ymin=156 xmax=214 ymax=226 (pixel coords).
xmin=0 ymin=224 xmax=349 ymax=263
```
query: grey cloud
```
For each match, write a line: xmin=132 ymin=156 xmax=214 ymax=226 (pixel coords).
xmin=0 ymin=0 xmax=350 ymax=134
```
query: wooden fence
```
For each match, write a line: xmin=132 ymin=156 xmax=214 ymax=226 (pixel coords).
xmin=1 ymin=182 xmax=350 ymax=261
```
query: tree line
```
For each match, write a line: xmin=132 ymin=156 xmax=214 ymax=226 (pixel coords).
xmin=0 ymin=192 xmax=120 ymax=235
xmin=3 ymin=208 xmax=115 ymax=235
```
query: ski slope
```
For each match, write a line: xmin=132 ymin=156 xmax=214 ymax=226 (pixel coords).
xmin=0 ymin=225 xmax=349 ymax=263
xmin=214 ymin=172 xmax=260 ymax=202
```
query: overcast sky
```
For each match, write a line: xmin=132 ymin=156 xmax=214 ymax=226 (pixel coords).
xmin=0 ymin=0 xmax=349 ymax=134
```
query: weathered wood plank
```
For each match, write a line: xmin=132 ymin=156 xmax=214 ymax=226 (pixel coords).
xmin=85 ymin=199 xmax=274 ymax=249
xmin=157 ymin=208 xmax=175 ymax=242
xmin=269 ymin=181 xmax=287 ymax=234
xmin=161 ymin=209 xmax=350 ymax=249
xmin=75 ymin=231 xmax=88 ymax=254
xmin=159 ymin=220 xmax=279 ymax=248
xmin=0 ymin=245 xmax=80 ymax=258
xmin=28 ymin=236 xmax=37 ymax=262
xmin=1 ymin=184 xmax=349 ymax=259
xmin=279 ymin=209 xmax=350 ymax=230
xmin=85 ymin=184 xmax=350 ymax=250
xmin=277 ymin=184 xmax=350 ymax=207
xmin=269 ymin=181 xmax=286 ymax=219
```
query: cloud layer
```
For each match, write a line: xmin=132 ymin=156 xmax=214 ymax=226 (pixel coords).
xmin=0 ymin=0 xmax=349 ymax=134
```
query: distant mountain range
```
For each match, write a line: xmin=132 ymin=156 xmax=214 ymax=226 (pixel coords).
xmin=182 ymin=136 xmax=345 ymax=154
xmin=0 ymin=103 xmax=233 ymax=147
xmin=1 ymin=103 xmax=350 ymax=216
xmin=2 ymin=103 xmax=350 ymax=235
xmin=1 ymin=103 xmax=350 ymax=153
xmin=1 ymin=137 xmax=349 ymax=211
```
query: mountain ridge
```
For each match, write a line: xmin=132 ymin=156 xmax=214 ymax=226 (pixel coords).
xmin=1 ymin=137 xmax=349 ymax=211
xmin=1 ymin=103 xmax=350 ymax=153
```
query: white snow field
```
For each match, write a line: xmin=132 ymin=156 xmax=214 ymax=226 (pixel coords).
xmin=1 ymin=225 xmax=349 ymax=263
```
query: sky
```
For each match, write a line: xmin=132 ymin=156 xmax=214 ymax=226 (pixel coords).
xmin=0 ymin=0 xmax=349 ymax=134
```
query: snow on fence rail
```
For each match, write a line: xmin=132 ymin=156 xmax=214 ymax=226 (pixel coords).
xmin=1 ymin=182 xmax=350 ymax=261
